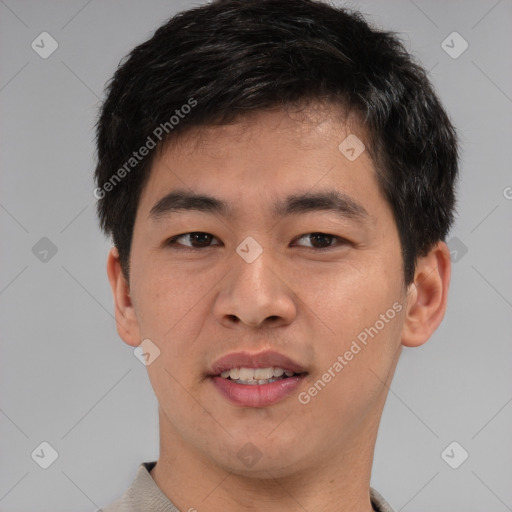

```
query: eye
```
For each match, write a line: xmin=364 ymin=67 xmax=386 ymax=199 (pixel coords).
xmin=165 ymin=231 xmax=349 ymax=252
xmin=166 ymin=232 xmax=221 ymax=250
xmin=293 ymin=232 xmax=349 ymax=250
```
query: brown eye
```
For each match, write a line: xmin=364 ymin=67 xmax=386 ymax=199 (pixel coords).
xmin=167 ymin=232 xmax=220 ymax=249
xmin=294 ymin=233 xmax=348 ymax=249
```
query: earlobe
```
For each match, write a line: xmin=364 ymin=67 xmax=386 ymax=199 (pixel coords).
xmin=401 ymin=241 xmax=451 ymax=348
xmin=106 ymin=247 xmax=141 ymax=347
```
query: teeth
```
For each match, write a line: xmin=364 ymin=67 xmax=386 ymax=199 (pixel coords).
xmin=254 ymin=367 xmax=274 ymax=380
xmin=238 ymin=367 xmax=255 ymax=381
xmin=273 ymin=367 xmax=284 ymax=377
xmin=218 ymin=366 xmax=299 ymax=384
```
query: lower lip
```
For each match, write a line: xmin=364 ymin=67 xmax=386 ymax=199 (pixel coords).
xmin=211 ymin=375 xmax=306 ymax=407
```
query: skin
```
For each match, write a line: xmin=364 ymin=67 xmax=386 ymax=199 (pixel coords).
xmin=107 ymin=104 xmax=451 ymax=512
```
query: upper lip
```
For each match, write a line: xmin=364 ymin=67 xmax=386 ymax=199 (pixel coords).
xmin=209 ymin=350 xmax=308 ymax=376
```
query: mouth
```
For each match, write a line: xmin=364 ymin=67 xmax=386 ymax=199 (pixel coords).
xmin=208 ymin=350 xmax=308 ymax=407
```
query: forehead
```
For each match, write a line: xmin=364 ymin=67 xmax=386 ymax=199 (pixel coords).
xmin=136 ymin=106 xmax=388 ymax=225
xmin=169 ymin=103 xmax=359 ymax=157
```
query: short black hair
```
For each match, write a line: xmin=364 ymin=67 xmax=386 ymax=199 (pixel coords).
xmin=94 ymin=0 xmax=459 ymax=285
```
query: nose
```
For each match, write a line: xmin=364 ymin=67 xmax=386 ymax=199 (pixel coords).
xmin=213 ymin=245 xmax=297 ymax=329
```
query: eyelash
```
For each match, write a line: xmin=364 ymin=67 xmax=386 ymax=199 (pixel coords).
xmin=165 ymin=232 xmax=350 ymax=252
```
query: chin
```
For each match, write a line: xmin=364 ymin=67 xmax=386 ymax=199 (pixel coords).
xmin=208 ymin=435 xmax=312 ymax=479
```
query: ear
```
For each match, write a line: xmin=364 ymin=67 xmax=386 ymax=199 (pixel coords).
xmin=106 ymin=246 xmax=141 ymax=347
xmin=401 ymin=241 xmax=452 ymax=348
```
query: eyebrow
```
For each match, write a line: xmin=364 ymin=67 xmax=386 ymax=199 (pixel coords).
xmin=149 ymin=188 xmax=369 ymax=223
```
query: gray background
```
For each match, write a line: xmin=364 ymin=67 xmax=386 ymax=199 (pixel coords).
xmin=1 ymin=0 xmax=511 ymax=511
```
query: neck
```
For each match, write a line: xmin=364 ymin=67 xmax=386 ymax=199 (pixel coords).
xmin=150 ymin=408 xmax=381 ymax=512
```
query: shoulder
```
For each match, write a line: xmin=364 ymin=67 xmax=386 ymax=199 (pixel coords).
xmin=98 ymin=461 xmax=180 ymax=512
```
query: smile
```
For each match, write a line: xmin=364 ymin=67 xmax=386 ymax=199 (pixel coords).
xmin=219 ymin=366 xmax=302 ymax=385
xmin=208 ymin=349 xmax=309 ymax=407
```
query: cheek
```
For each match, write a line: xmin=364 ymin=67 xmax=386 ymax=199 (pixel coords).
xmin=298 ymin=305 xmax=405 ymax=443
xmin=309 ymin=256 xmax=400 ymax=331
xmin=138 ymin=270 xmax=210 ymax=407
xmin=306 ymin=247 xmax=405 ymax=389
xmin=132 ymin=264 xmax=219 ymax=386
xmin=133 ymin=262 xmax=203 ymax=335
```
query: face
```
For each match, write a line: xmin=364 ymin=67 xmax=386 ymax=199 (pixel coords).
xmin=114 ymin=106 xmax=416 ymax=478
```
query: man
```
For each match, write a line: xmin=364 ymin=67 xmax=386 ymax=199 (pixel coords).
xmin=95 ymin=0 xmax=458 ymax=510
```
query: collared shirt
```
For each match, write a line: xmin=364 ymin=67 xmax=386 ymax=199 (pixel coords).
xmin=99 ymin=461 xmax=395 ymax=512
